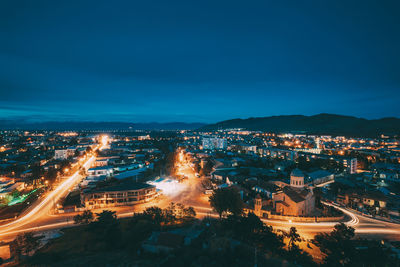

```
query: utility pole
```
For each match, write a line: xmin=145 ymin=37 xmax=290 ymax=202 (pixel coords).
xmin=254 ymin=247 xmax=257 ymax=267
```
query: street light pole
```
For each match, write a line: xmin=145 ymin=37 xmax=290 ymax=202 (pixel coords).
xmin=254 ymin=247 xmax=257 ymax=267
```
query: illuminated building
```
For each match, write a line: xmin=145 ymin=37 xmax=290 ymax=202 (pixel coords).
xmin=343 ymin=158 xmax=358 ymax=174
xmin=202 ymin=137 xmax=227 ymax=150
xmin=81 ymin=181 xmax=156 ymax=209
xmin=54 ymin=148 xmax=76 ymax=160
xmin=272 ymin=169 xmax=315 ymax=216
xmin=87 ymin=166 xmax=114 ymax=178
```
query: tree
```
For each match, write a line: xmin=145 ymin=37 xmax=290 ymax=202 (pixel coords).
xmin=69 ymin=137 xmax=78 ymax=146
xmin=201 ymin=178 xmax=213 ymax=191
xmin=183 ymin=206 xmax=196 ymax=219
xmin=89 ymin=210 xmax=121 ymax=250
xmin=46 ymin=167 xmax=58 ymax=183
xmin=354 ymin=239 xmax=397 ymax=266
xmin=193 ymin=161 xmax=201 ymax=174
xmin=209 ymin=187 xmax=243 ymax=218
xmin=31 ymin=164 xmax=43 ymax=180
xmin=59 ymin=160 xmax=71 ymax=172
xmin=201 ymin=159 xmax=214 ymax=176
xmin=284 ymin=227 xmax=302 ymax=251
xmin=11 ymin=232 xmax=40 ymax=262
xmin=95 ymin=210 xmax=118 ymax=226
xmin=175 ymin=203 xmax=185 ymax=219
xmin=313 ymin=223 xmax=356 ymax=266
xmin=164 ymin=202 xmax=177 ymax=223
xmin=313 ymin=187 xmax=323 ymax=209
xmin=73 ymin=210 xmax=94 ymax=225
xmin=255 ymin=225 xmax=285 ymax=253
xmin=227 ymin=212 xmax=264 ymax=241
xmin=143 ymin=206 xmax=165 ymax=225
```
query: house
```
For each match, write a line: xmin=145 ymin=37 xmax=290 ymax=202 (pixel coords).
xmin=252 ymin=181 xmax=279 ymax=198
xmin=211 ymin=168 xmax=237 ymax=182
xmin=361 ymin=191 xmax=387 ymax=209
xmin=337 ymin=189 xmax=387 ymax=211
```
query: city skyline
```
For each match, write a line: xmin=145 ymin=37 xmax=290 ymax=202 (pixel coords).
xmin=1 ymin=1 xmax=400 ymax=123
xmin=1 ymin=1 xmax=400 ymax=265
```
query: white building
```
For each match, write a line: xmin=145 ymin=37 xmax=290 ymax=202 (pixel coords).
xmin=54 ymin=148 xmax=75 ymax=160
xmin=87 ymin=166 xmax=114 ymax=178
xmin=241 ymin=145 xmax=257 ymax=153
xmin=343 ymin=158 xmax=358 ymax=174
xmin=202 ymin=137 xmax=227 ymax=150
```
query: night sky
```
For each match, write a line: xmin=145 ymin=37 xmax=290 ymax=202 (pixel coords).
xmin=1 ymin=1 xmax=399 ymax=123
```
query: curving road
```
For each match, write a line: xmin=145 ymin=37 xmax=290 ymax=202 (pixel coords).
xmin=0 ymin=140 xmax=106 ymax=241
xmin=0 ymin=146 xmax=398 ymax=244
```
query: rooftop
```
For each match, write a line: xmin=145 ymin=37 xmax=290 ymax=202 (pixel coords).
xmin=291 ymin=168 xmax=304 ymax=178
xmin=86 ymin=180 xmax=154 ymax=194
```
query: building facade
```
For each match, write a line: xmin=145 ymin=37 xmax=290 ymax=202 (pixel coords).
xmin=54 ymin=148 xmax=75 ymax=160
xmin=272 ymin=169 xmax=315 ymax=216
xmin=81 ymin=181 xmax=157 ymax=209
xmin=202 ymin=137 xmax=227 ymax=150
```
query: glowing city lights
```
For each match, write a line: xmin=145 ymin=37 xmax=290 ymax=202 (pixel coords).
xmin=101 ymin=135 xmax=109 ymax=146
xmin=148 ymin=178 xmax=187 ymax=198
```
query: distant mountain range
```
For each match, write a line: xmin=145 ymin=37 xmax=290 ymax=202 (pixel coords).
xmin=0 ymin=120 xmax=206 ymax=131
xmin=200 ymin=114 xmax=400 ymax=137
xmin=1 ymin=114 xmax=400 ymax=136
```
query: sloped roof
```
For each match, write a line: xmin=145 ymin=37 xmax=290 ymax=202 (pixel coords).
xmin=87 ymin=180 xmax=154 ymax=193
xmin=282 ymin=186 xmax=311 ymax=203
xmin=275 ymin=200 xmax=289 ymax=207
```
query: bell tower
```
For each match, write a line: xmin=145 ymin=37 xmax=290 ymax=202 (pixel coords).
xmin=254 ymin=194 xmax=262 ymax=217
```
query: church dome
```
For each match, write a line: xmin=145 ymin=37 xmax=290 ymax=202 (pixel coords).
xmin=290 ymin=168 xmax=304 ymax=188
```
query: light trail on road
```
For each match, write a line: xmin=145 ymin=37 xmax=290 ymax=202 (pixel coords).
xmin=0 ymin=138 xmax=107 ymax=236
xmin=0 ymin=142 xmax=398 ymax=243
xmin=0 ymin=155 xmax=96 ymax=233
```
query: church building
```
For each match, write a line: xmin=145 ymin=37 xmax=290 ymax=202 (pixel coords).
xmin=272 ymin=169 xmax=315 ymax=216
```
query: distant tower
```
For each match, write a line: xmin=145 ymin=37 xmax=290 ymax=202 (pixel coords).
xmin=316 ymin=138 xmax=321 ymax=149
xmin=290 ymin=168 xmax=305 ymax=188
xmin=254 ymin=194 xmax=262 ymax=217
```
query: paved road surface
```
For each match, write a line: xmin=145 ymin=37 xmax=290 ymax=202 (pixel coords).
xmin=0 ymin=148 xmax=398 ymax=244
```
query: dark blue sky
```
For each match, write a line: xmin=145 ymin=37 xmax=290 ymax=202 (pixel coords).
xmin=1 ymin=0 xmax=399 ymax=123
